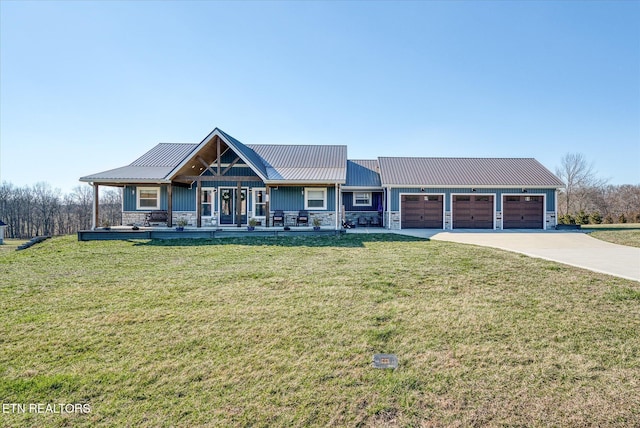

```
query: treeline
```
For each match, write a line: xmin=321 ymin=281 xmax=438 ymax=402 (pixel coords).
xmin=555 ymin=153 xmax=640 ymax=225
xmin=0 ymin=182 xmax=122 ymax=239
xmin=557 ymin=184 xmax=640 ymax=225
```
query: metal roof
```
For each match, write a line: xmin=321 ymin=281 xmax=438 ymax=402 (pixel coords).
xmin=345 ymin=160 xmax=381 ymax=188
xmin=80 ymin=143 xmax=198 ymax=183
xmin=248 ymin=144 xmax=347 ymax=183
xmin=131 ymin=143 xmax=197 ymax=167
xmin=218 ymin=130 xmax=269 ymax=179
xmin=378 ymin=157 xmax=564 ymax=187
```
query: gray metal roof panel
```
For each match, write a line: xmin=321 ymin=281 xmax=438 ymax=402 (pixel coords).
xmin=80 ymin=165 xmax=173 ymax=182
xmin=248 ymin=144 xmax=347 ymax=182
xmin=346 ymin=160 xmax=381 ymax=187
xmin=378 ymin=157 xmax=564 ymax=187
xmin=130 ymin=143 xmax=198 ymax=167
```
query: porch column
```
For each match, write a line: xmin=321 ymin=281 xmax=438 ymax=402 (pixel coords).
xmin=386 ymin=187 xmax=392 ymax=229
xmin=265 ymin=185 xmax=270 ymax=227
xmin=167 ymin=183 xmax=173 ymax=227
xmin=196 ymin=182 xmax=202 ymax=228
xmin=92 ymin=183 xmax=99 ymax=230
xmin=335 ymin=183 xmax=340 ymax=230
xmin=236 ymin=181 xmax=242 ymax=227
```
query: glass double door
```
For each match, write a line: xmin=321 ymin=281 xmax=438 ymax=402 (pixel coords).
xmin=219 ymin=188 xmax=247 ymax=225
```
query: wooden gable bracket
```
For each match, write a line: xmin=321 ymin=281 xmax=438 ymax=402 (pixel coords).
xmin=220 ymin=157 xmax=242 ymax=176
xmin=197 ymin=155 xmax=218 ymax=176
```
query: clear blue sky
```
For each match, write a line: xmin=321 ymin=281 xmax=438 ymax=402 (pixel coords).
xmin=1 ymin=0 xmax=639 ymax=193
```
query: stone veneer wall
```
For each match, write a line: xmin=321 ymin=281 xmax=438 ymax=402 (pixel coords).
xmin=122 ymin=211 xmax=199 ymax=227
xmin=344 ymin=211 xmax=383 ymax=227
xmin=546 ymin=212 xmax=557 ymax=229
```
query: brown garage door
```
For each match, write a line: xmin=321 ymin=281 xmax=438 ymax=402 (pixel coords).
xmin=401 ymin=194 xmax=443 ymax=228
xmin=453 ymin=195 xmax=494 ymax=229
xmin=503 ymin=196 xmax=544 ymax=229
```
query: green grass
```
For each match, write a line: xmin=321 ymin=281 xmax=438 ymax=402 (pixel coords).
xmin=0 ymin=239 xmax=29 ymax=253
xmin=1 ymin=234 xmax=639 ymax=427
xmin=583 ymin=223 xmax=640 ymax=248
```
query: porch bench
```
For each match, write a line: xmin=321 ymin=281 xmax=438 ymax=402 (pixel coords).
xmin=144 ymin=210 xmax=169 ymax=226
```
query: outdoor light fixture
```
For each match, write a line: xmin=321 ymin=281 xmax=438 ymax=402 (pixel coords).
xmin=522 ymin=189 xmax=528 ymax=193
xmin=472 ymin=188 xmax=477 ymax=192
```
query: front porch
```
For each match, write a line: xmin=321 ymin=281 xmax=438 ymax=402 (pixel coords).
xmin=77 ymin=226 xmax=345 ymax=241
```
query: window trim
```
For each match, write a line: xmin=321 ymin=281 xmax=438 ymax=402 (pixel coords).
xmin=304 ymin=187 xmax=327 ymax=210
xmin=252 ymin=188 xmax=267 ymax=218
xmin=137 ymin=187 xmax=160 ymax=210
xmin=353 ymin=191 xmax=372 ymax=207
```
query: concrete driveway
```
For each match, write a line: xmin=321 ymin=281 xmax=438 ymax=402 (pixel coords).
xmin=394 ymin=229 xmax=640 ymax=282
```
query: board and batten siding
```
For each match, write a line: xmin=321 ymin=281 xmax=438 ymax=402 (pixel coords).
xmin=389 ymin=188 xmax=556 ymax=211
xmin=270 ymin=186 xmax=336 ymax=211
xmin=343 ymin=192 xmax=384 ymax=212
xmin=124 ymin=185 xmax=169 ymax=211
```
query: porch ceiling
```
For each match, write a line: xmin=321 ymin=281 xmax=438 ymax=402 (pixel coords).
xmin=170 ymin=136 xmax=229 ymax=184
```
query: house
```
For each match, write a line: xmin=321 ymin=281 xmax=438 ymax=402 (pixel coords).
xmin=0 ymin=220 xmax=6 ymax=244
xmin=80 ymin=127 xmax=564 ymax=231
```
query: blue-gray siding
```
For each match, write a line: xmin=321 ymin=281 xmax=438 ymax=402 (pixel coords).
xmin=389 ymin=188 xmax=556 ymax=211
xmin=270 ymin=186 xmax=336 ymax=211
xmin=124 ymin=184 xmax=337 ymax=212
xmin=343 ymin=192 xmax=384 ymax=212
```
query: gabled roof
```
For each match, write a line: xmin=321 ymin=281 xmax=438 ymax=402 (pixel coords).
xmin=80 ymin=143 xmax=198 ymax=183
xmin=378 ymin=157 xmax=564 ymax=187
xmin=345 ymin=160 xmax=381 ymax=188
xmin=248 ymin=144 xmax=347 ymax=183
xmin=80 ymin=129 xmax=347 ymax=185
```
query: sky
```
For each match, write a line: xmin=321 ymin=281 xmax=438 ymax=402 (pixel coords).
xmin=1 ymin=0 xmax=639 ymax=193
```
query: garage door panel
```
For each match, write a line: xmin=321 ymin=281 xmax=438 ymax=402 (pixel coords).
xmin=503 ymin=196 xmax=543 ymax=229
xmin=453 ymin=195 xmax=494 ymax=229
xmin=401 ymin=195 xmax=443 ymax=229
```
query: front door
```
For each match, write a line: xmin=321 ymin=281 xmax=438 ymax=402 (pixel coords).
xmin=219 ymin=188 xmax=247 ymax=225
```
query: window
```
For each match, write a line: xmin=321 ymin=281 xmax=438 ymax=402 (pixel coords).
xmin=137 ymin=187 xmax=160 ymax=210
xmin=201 ymin=189 xmax=214 ymax=217
xmin=253 ymin=188 xmax=267 ymax=217
xmin=353 ymin=192 xmax=371 ymax=207
xmin=305 ymin=188 xmax=327 ymax=210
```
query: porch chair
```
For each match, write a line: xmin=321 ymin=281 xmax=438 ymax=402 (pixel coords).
xmin=296 ymin=210 xmax=309 ymax=226
xmin=272 ymin=210 xmax=285 ymax=227
xmin=358 ymin=216 xmax=369 ymax=227
xmin=370 ymin=215 xmax=381 ymax=227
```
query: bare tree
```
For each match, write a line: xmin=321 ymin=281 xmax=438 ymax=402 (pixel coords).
xmin=555 ymin=153 xmax=607 ymax=216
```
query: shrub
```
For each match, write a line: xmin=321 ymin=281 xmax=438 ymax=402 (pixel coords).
xmin=559 ymin=214 xmax=575 ymax=225
xmin=589 ymin=212 xmax=602 ymax=224
xmin=604 ymin=215 xmax=614 ymax=224
xmin=618 ymin=213 xmax=627 ymax=224
xmin=575 ymin=211 xmax=589 ymax=225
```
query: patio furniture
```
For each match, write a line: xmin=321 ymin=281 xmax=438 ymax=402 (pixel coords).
xmin=358 ymin=216 xmax=369 ymax=227
xmin=272 ymin=210 xmax=285 ymax=226
xmin=370 ymin=215 xmax=381 ymax=227
xmin=296 ymin=210 xmax=309 ymax=226
xmin=144 ymin=211 xmax=168 ymax=226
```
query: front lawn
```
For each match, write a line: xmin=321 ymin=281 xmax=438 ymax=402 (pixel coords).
xmin=1 ymin=235 xmax=638 ymax=427
xmin=584 ymin=223 xmax=640 ymax=248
